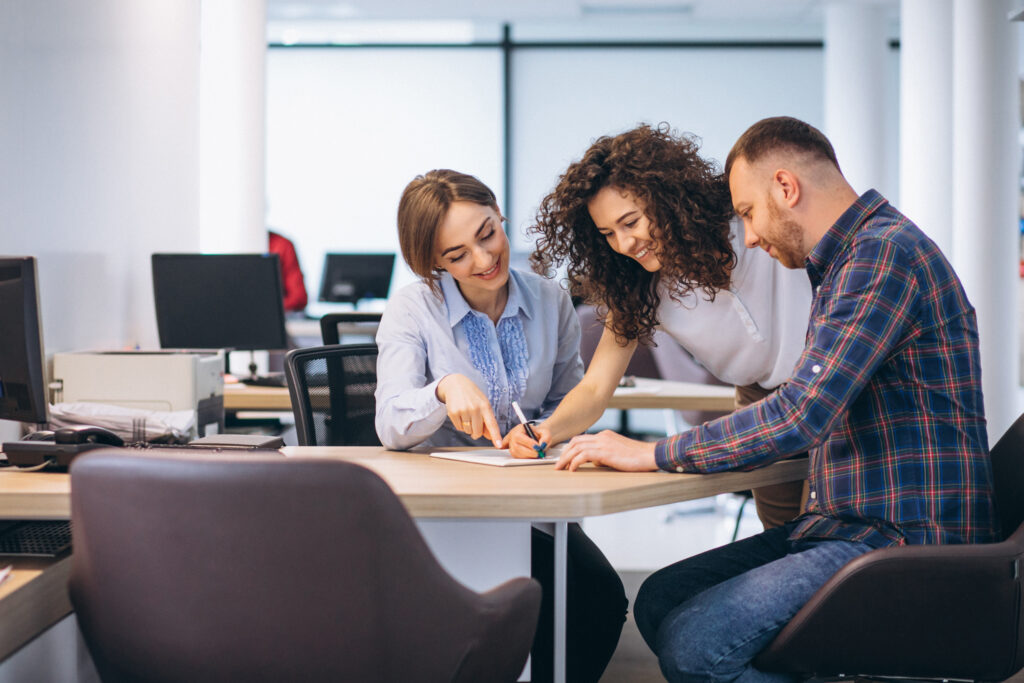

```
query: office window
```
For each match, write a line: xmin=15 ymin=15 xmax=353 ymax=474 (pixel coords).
xmin=508 ymin=47 xmax=826 ymax=250
xmin=266 ymin=47 xmax=503 ymax=300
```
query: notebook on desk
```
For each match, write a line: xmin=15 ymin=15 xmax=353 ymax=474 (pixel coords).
xmin=429 ymin=445 xmax=564 ymax=467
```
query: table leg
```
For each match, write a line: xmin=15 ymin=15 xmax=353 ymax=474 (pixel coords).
xmin=554 ymin=520 xmax=567 ymax=683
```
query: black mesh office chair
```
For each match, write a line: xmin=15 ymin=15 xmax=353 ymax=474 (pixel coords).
xmin=284 ymin=344 xmax=380 ymax=446
xmin=69 ymin=450 xmax=541 ymax=683
xmin=754 ymin=412 xmax=1024 ymax=681
xmin=318 ymin=312 xmax=382 ymax=345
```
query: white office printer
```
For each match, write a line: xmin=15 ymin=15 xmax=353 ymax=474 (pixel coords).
xmin=52 ymin=350 xmax=225 ymax=437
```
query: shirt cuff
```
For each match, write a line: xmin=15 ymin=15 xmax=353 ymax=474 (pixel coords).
xmin=654 ymin=438 xmax=687 ymax=473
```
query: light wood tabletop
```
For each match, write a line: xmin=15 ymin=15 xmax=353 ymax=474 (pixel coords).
xmin=0 ymin=556 xmax=72 ymax=661
xmin=222 ymin=377 xmax=737 ymax=414
xmin=0 ymin=447 xmax=805 ymax=521
xmin=281 ymin=447 xmax=805 ymax=519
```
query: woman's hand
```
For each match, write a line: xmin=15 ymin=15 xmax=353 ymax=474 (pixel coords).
xmin=436 ymin=374 xmax=502 ymax=448
xmin=503 ymin=423 xmax=552 ymax=459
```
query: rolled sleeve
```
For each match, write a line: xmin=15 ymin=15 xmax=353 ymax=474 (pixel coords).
xmin=656 ymin=237 xmax=918 ymax=475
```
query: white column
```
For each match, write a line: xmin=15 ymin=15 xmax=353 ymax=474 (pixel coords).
xmin=824 ymin=0 xmax=889 ymax=194
xmin=899 ymin=0 xmax=954 ymax=255
xmin=952 ymin=0 xmax=1020 ymax=441
xmin=199 ymin=0 xmax=267 ymax=253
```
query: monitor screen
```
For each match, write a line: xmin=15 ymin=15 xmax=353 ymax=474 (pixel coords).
xmin=0 ymin=257 xmax=48 ymax=425
xmin=318 ymin=253 xmax=395 ymax=304
xmin=152 ymin=253 xmax=289 ymax=351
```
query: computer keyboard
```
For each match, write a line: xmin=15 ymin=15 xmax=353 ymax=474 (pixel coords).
xmin=0 ymin=520 xmax=72 ymax=558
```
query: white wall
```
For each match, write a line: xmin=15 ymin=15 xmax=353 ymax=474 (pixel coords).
xmin=265 ymin=42 xmax=897 ymax=267
xmin=511 ymin=47 xmax=825 ymax=247
xmin=0 ymin=0 xmax=202 ymax=436
xmin=265 ymin=47 xmax=504 ymax=307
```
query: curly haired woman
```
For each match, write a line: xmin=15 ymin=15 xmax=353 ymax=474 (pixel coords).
xmin=507 ymin=123 xmax=812 ymax=529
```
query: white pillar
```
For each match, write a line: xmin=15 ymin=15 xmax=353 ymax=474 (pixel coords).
xmin=952 ymin=0 xmax=1020 ymax=441
xmin=899 ymin=0 xmax=954 ymax=255
xmin=199 ymin=0 xmax=267 ymax=253
xmin=824 ymin=1 xmax=889 ymax=194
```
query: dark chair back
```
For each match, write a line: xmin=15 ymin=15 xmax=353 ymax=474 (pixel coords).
xmin=69 ymin=449 xmax=541 ymax=683
xmin=284 ymin=343 xmax=380 ymax=446
xmin=989 ymin=411 xmax=1024 ymax=541
xmin=318 ymin=312 xmax=382 ymax=345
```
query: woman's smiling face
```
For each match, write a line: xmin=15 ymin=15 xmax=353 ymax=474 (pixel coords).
xmin=434 ymin=200 xmax=510 ymax=297
xmin=587 ymin=186 xmax=663 ymax=272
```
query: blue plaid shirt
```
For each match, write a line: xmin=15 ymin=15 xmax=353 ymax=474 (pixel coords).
xmin=655 ymin=190 xmax=998 ymax=548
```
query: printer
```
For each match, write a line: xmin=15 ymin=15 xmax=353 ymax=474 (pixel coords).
xmin=52 ymin=350 xmax=225 ymax=437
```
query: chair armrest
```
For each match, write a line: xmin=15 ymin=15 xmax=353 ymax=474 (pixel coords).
xmin=453 ymin=577 xmax=542 ymax=683
xmin=754 ymin=541 xmax=1024 ymax=680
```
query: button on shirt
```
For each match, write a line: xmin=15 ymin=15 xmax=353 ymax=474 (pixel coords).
xmin=375 ymin=269 xmax=584 ymax=451
xmin=655 ymin=190 xmax=998 ymax=548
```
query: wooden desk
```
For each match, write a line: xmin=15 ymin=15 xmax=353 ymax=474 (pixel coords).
xmin=0 ymin=449 xmax=807 ymax=682
xmin=223 ymin=383 xmax=292 ymax=412
xmin=0 ymin=557 xmax=72 ymax=662
xmin=222 ymin=377 xmax=737 ymax=414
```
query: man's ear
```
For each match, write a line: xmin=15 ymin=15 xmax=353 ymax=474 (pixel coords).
xmin=773 ymin=169 xmax=801 ymax=209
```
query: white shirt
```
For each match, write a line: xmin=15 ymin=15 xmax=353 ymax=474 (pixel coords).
xmin=374 ymin=269 xmax=584 ymax=451
xmin=656 ymin=225 xmax=812 ymax=389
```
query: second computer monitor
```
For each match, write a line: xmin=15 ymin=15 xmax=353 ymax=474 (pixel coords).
xmin=318 ymin=253 xmax=395 ymax=305
xmin=0 ymin=256 xmax=48 ymax=425
xmin=151 ymin=253 xmax=289 ymax=352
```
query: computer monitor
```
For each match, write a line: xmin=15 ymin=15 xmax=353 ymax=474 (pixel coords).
xmin=0 ymin=257 xmax=48 ymax=426
xmin=318 ymin=253 xmax=395 ymax=305
xmin=152 ymin=253 xmax=289 ymax=353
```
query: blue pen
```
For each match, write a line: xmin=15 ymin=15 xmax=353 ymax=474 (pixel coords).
xmin=511 ymin=401 xmax=545 ymax=458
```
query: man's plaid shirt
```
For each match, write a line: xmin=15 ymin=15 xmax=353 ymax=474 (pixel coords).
xmin=655 ymin=190 xmax=998 ymax=548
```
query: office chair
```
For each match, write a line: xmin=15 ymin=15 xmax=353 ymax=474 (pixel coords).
xmin=68 ymin=449 xmax=542 ymax=683
xmin=318 ymin=311 xmax=382 ymax=345
xmin=754 ymin=411 xmax=1024 ymax=681
xmin=284 ymin=343 xmax=380 ymax=446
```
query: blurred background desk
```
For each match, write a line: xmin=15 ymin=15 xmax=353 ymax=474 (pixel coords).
xmin=223 ymin=377 xmax=736 ymax=414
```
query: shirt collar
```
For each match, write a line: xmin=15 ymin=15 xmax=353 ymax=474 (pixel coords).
xmin=805 ymin=189 xmax=888 ymax=286
xmin=440 ymin=269 xmax=531 ymax=328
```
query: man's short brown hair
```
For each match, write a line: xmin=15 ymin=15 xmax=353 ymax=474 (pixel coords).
xmin=725 ymin=116 xmax=840 ymax=177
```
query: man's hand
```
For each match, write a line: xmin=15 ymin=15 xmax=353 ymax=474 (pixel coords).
xmin=555 ymin=430 xmax=658 ymax=472
xmin=503 ymin=423 xmax=551 ymax=459
xmin=436 ymin=374 xmax=502 ymax=448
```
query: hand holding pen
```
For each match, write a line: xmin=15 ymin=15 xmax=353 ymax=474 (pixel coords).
xmin=510 ymin=401 xmax=548 ymax=458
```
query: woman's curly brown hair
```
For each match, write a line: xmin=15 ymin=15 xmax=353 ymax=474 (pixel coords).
xmin=529 ymin=123 xmax=735 ymax=344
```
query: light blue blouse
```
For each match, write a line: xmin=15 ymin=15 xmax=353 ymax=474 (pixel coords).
xmin=374 ymin=269 xmax=584 ymax=451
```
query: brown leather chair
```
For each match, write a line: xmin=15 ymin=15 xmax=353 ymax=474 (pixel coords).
xmin=69 ymin=449 xmax=541 ymax=683
xmin=754 ymin=412 xmax=1024 ymax=681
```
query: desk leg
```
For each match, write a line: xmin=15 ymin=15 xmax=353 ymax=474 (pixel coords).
xmin=553 ymin=520 xmax=567 ymax=683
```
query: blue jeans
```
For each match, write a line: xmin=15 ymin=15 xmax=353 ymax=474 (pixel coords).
xmin=634 ymin=523 xmax=873 ymax=683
